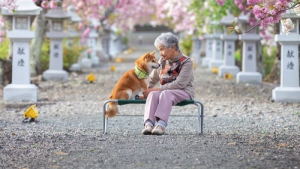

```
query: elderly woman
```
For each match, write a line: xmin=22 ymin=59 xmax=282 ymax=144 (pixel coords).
xmin=142 ymin=32 xmax=195 ymax=135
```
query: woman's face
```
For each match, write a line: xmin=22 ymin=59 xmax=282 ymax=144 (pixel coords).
xmin=157 ymin=44 xmax=176 ymax=60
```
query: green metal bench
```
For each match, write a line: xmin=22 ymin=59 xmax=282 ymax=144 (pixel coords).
xmin=103 ymin=99 xmax=204 ymax=134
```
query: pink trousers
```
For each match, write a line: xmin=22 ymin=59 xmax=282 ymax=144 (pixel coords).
xmin=143 ymin=89 xmax=191 ymax=125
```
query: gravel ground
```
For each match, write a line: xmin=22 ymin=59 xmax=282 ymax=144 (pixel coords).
xmin=0 ymin=45 xmax=300 ymax=169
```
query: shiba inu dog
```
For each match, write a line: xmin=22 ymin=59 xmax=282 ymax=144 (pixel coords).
xmin=105 ymin=50 xmax=160 ymax=118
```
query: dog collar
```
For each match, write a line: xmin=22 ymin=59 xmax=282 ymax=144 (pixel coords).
xmin=134 ymin=66 xmax=149 ymax=79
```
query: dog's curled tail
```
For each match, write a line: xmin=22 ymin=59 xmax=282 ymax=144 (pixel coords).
xmin=105 ymin=102 xmax=118 ymax=118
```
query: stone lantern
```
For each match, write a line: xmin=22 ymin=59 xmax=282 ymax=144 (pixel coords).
xmin=67 ymin=5 xmax=82 ymax=72
xmin=101 ymin=29 xmax=111 ymax=60
xmin=42 ymin=6 xmax=70 ymax=81
xmin=66 ymin=5 xmax=82 ymax=48
xmin=209 ymin=21 xmax=224 ymax=72
xmin=2 ymin=0 xmax=41 ymax=102
xmin=219 ymin=14 xmax=240 ymax=77
xmin=236 ymin=13 xmax=262 ymax=84
xmin=272 ymin=10 xmax=300 ymax=102
xmin=190 ymin=36 xmax=202 ymax=64
xmin=109 ymin=26 xmax=121 ymax=59
xmin=86 ymin=18 xmax=100 ymax=66
xmin=201 ymin=34 xmax=213 ymax=67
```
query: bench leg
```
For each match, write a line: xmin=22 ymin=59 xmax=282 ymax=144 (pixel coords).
xmin=103 ymin=100 xmax=203 ymax=135
xmin=194 ymin=101 xmax=204 ymax=135
xmin=103 ymin=101 xmax=110 ymax=134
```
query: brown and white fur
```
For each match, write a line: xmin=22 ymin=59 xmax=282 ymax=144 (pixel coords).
xmin=105 ymin=50 xmax=160 ymax=118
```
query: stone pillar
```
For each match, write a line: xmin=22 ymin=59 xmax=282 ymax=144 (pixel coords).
xmin=109 ymin=32 xmax=120 ymax=59
xmin=219 ymin=14 xmax=240 ymax=77
xmin=236 ymin=14 xmax=262 ymax=84
xmin=190 ymin=36 xmax=202 ymax=64
xmin=78 ymin=28 xmax=92 ymax=69
xmin=42 ymin=7 xmax=70 ymax=81
xmin=87 ymin=26 xmax=100 ymax=66
xmin=116 ymin=36 xmax=123 ymax=54
xmin=272 ymin=13 xmax=300 ymax=102
xmin=67 ymin=24 xmax=81 ymax=71
xmin=66 ymin=5 xmax=81 ymax=49
xmin=2 ymin=0 xmax=41 ymax=102
xmin=201 ymin=34 xmax=213 ymax=67
xmin=102 ymin=32 xmax=111 ymax=60
xmin=209 ymin=32 xmax=223 ymax=71
xmin=95 ymin=31 xmax=105 ymax=59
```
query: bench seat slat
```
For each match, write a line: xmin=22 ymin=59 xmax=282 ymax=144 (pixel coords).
xmin=117 ymin=99 xmax=195 ymax=106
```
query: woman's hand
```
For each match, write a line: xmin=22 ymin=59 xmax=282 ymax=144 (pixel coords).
xmin=143 ymin=88 xmax=160 ymax=98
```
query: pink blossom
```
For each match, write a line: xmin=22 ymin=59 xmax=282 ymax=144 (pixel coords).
xmin=78 ymin=22 xmax=84 ymax=30
xmin=0 ymin=31 xmax=6 ymax=37
xmin=82 ymin=27 xmax=91 ymax=37
xmin=49 ymin=0 xmax=57 ymax=8
xmin=41 ymin=1 xmax=49 ymax=8
xmin=0 ymin=20 xmax=4 ymax=28
xmin=215 ymin=0 xmax=225 ymax=6
xmin=87 ymin=48 xmax=92 ymax=53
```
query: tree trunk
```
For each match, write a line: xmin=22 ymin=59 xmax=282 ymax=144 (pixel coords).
xmin=257 ymin=40 xmax=264 ymax=75
xmin=235 ymin=40 xmax=242 ymax=70
xmin=30 ymin=10 xmax=47 ymax=75
xmin=263 ymin=23 xmax=280 ymax=83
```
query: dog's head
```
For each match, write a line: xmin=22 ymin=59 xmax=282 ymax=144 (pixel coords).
xmin=135 ymin=50 xmax=160 ymax=73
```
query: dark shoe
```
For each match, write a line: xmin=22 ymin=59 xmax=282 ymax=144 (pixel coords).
xmin=142 ymin=125 xmax=153 ymax=135
xmin=151 ymin=125 xmax=165 ymax=135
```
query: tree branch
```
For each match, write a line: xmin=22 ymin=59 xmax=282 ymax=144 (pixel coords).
xmin=243 ymin=2 xmax=300 ymax=33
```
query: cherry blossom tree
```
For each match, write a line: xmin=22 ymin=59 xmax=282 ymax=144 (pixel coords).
xmin=227 ymin=0 xmax=300 ymax=35
xmin=154 ymin=0 xmax=197 ymax=35
xmin=29 ymin=0 xmax=62 ymax=74
xmin=0 ymin=0 xmax=58 ymax=74
xmin=189 ymin=0 xmax=239 ymax=35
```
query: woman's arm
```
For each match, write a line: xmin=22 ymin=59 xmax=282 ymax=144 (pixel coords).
xmin=148 ymin=68 xmax=160 ymax=89
xmin=143 ymin=69 xmax=161 ymax=98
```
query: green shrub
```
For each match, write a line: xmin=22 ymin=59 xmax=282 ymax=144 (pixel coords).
xmin=63 ymin=37 xmax=87 ymax=71
xmin=40 ymin=38 xmax=50 ymax=72
xmin=234 ymin=49 xmax=241 ymax=69
xmin=40 ymin=37 xmax=87 ymax=72
xmin=179 ymin=35 xmax=193 ymax=56
xmin=0 ymin=38 xmax=10 ymax=60
xmin=262 ymin=45 xmax=277 ymax=76
xmin=122 ymin=36 xmax=128 ymax=45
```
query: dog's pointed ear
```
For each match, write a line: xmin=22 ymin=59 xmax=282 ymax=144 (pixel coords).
xmin=144 ymin=52 xmax=150 ymax=59
xmin=150 ymin=50 xmax=155 ymax=56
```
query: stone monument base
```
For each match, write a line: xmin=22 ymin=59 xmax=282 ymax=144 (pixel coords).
xmin=237 ymin=72 xmax=262 ymax=84
xmin=91 ymin=56 xmax=100 ymax=66
xmin=190 ymin=54 xmax=201 ymax=64
xmin=43 ymin=70 xmax=68 ymax=81
xmin=201 ymin=57 xmax=210 ymax=67
xmin=219 ymin=65 xmax=240 ymax=77
xmin=4 ymin=84 xmax=38 ymax=102
xmin=272 ymin=87 xmax=300 ymax=102
xmin=209 ymin=60 xmax=223 ymax=69
xmin=69 ymin=63 xmax=81 ymax=72
xmin=80 ymin=58 xmax=92 ymax=68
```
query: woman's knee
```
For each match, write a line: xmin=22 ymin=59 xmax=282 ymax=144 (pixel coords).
xmin=160 ymin=90 xmax=172 ymax=97
xmin=159 ymin=90 xmax=175 ymax=100
xmin=148 ymin=91 xmax=160 ymax=99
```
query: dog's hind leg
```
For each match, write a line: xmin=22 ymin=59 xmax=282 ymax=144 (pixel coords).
xmin=120 ymin=90 xmax=132 ymax=100
xmin=106 ymin=90 xmax=132 ymax=118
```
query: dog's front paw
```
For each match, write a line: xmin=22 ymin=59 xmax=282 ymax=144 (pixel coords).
xmin=138 ymin=96 xmax=146 ymax=100
xmin=135 ymin=95 xmax=146 ymax=100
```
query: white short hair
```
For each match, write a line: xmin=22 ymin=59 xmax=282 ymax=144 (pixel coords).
xmin=154 ymin=32 xmax=179 ymax=51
